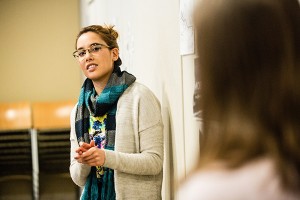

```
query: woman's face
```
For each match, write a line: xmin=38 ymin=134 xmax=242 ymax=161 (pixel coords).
xmin=76 ymin=31 xmax=118 ymax=84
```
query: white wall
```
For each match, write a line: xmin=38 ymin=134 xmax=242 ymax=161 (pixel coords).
xmin=79 ymin=0 xmax=201 ymax=199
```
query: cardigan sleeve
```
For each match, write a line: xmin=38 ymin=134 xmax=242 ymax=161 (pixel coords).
xmin=69 ymin=105 xmax=91 ymax=187
xmin=103 ymin=83 xmax=164 ymax=175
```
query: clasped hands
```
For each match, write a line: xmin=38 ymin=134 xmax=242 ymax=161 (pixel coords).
xmin=75 ymin=140 xmax=106 ymax=166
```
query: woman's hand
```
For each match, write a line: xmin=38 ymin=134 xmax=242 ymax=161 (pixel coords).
xmin=74 ymin=140 xmax=106 ymax=166
xmin=76 ymin=140 xmax=95 ymax=155
xmin=79 ymin=147 xmax=106 ymax=166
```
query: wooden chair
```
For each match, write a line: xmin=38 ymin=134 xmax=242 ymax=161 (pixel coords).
xmin=0 ymin=102 xmax=32 ymax=174
xmin=32 ymin=100 xmax=79 ymax=200
xmin=0 ymin=102 xmax=33 ymax=200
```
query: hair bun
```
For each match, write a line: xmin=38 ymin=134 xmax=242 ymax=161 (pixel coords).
xmin=104 ymin=24 xmax=119 ymax=40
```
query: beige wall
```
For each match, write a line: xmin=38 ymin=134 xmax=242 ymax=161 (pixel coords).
xmin=0 ymin=0 xmax=81 ymax=102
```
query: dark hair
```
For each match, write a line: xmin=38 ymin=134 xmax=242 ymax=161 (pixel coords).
xmin=194 ymin=0 xmax=300 ymax=191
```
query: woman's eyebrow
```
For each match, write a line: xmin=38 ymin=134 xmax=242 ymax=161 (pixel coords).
xmin=77 ymin=43 xmax=101 ymax=50
xmin=90 ymin=43 xmax=101 ymax=46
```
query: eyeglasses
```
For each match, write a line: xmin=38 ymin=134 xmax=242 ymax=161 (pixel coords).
xmin=72 ymin=43 xmax=110 ymax=60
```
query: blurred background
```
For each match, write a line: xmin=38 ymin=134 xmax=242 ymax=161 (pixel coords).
xmin=0 ymin=0 xmax=201 ymax=199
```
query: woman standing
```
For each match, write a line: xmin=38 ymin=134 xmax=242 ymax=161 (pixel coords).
xmin=69 ymin=25 xmax=164 ymax=200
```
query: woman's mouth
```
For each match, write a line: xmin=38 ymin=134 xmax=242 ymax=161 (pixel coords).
xmin=86 ymin=64 xmax=98 ymax=70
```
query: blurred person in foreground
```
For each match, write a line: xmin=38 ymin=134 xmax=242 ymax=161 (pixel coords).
xmin=178 ymin=0 xmax=300 ymax=199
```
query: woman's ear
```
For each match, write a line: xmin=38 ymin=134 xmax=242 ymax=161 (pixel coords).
xmin=112 ymin=48 xmax=119 ymax=61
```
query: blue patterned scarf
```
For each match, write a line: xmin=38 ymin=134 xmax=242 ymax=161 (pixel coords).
xmin=75 ymin=60 xmax=136 ymax=200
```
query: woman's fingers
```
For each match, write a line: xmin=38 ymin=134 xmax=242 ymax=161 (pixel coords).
xmin=75 ymin=143 xmax=106 ymax=166
xmin=90 ymin=140 xmax=95 ymax=147
xmin=81 ymin=142 xmax=92 ymax=149
xmin=79 ymin=148 xmax=105 ymax=166
xmin=75 ymin=141 xmax=95 ymax=153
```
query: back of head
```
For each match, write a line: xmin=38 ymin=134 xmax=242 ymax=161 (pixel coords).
xmin=194 ymin=0 xmax=300 ymax=191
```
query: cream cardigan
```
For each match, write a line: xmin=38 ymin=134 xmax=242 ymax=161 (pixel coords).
xmin=69 ymin=82 xmax=164 ymax=200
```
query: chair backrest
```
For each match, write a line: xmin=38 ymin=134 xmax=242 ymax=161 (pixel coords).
xmin=0 ymin=102 xmax=33 ymax=177
xmin=0 ymin=102 xmax=32 ymax=131
xmin=32 ymin=100 xmax=76 ymax=130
